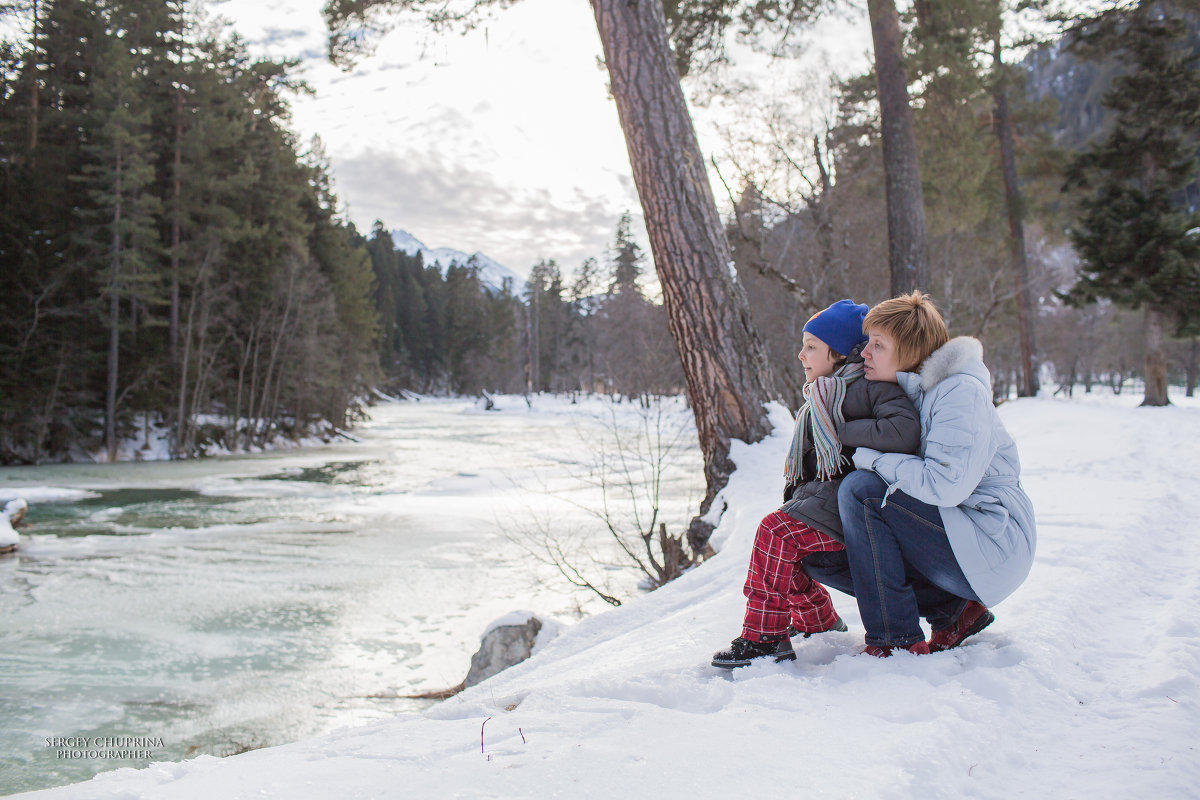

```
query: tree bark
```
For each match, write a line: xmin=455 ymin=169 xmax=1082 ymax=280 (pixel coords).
xmin=105 ymin=148 xmax=124 ymax=464
xmin=991 ymin=34 xmax=1039 ymax=398
xmin=811 ymin=134 xmax=841 ymax=296
xmin=28 ymin=0 xmax=39 ymax=153
xmin=591 ymin=0 xmax=775 ymax=550
xmin=1186 ymin=338 xmax=1197 ymax=398
xmin=170 ymin=84 xmax=183 ymax=361
xmin=1142 ymin=305 xmax=1169 ymax=406
xmin=867 ymin=0 xmax=928 ymax=294
xmin=175 ymin=268 xmax=197 ymax=457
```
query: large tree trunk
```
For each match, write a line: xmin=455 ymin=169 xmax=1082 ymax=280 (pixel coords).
xmin=992 ymin=34 xmax=1039 ymax=398
xmin=1142 ymin=305 xmax=1169 ymax=406
xmin=591 ymin=0 xmax=775 ymax=550
xmin=867 ymin=0 xmax=928 ymax=294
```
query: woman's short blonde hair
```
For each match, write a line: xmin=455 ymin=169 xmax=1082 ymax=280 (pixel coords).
xmin=863 ymin=291 xmax=950 ymax=372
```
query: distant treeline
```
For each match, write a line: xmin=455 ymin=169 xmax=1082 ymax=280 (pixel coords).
xmin=364 ymin=212 xmax=682 ymax=400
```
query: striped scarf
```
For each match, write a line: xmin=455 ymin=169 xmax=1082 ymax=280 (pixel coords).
xmin=784 ymin=359 xmax=865 ymax=484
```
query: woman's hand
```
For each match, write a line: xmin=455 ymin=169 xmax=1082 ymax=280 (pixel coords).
xmin=852 ymin=447 xmax=882 ymax=471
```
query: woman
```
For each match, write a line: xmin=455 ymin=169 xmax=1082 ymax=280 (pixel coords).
xmin=805 ymin=291 xmax=1037 ymax=656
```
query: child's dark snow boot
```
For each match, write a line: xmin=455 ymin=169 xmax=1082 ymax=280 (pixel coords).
xmin=711 ymin=635 xmax=795 ymax=668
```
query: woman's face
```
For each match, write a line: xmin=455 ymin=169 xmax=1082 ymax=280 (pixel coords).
xmin=798 ymin=333 xmax=840 ymax=381
xmin=863 ymin=329 xmax=904 ymax=383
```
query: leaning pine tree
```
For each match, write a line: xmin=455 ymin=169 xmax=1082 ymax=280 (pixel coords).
xmin=324 ymin=0 xmax=777 ymax=552
xmin=1063 ymin=1 xmax=1200 ymax=406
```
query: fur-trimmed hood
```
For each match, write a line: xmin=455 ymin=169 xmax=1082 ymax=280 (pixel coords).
xmin=919 ymin=336 xmax=986 ymax=392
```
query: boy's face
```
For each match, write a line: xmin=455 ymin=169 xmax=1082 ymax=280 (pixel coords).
xmin=863 ymin=329 xmax=903 ymax=383
xmin=798 ymin=333 xmax=840 ymax=382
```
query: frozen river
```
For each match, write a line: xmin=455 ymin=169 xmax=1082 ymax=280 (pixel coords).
xmin=0 ymin=396 xmax=702 ymax=795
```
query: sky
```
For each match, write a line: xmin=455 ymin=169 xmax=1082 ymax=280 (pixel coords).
xmin=202 ymin=0 xmax=873 ymax=281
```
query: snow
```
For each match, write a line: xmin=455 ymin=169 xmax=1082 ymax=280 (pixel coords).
xmin=479 ymin=611 xmax=565 ymax=657
xmin=14 ymin=390 xmax=1200 ymax=799
xmin=0 ymin=487 xmax=99 ymax=504
xmin=0 ymin=499 xmax=24 ymax=548
xmin=28 ymin=415 xmax=343 ymax=465
xmin=390 ymin=229 xmax=524 ymax=293
xmin=480 ymin=610 xmax=544 ymax=638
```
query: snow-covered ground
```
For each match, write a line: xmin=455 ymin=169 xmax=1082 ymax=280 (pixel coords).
xmin=0 ymin=500 xmax=24 ymax=550
xmin=88 ymin=413 xmax=340 ymax=463
xmin=15 ymin=391 xmax=1200 ymax=799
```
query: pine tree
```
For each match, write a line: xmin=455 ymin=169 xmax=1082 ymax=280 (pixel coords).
xmin=366 ymin=221 xmax=404 ymax=376
xmin=0 ymin=0 xmax=100 ymax=462
xmin=570 ymin=257 xmax=602 ymax=392
xmin=303 ymin=160 xmax=380 ymax=422
xmin=73 ymin=0 xmax=164 ymax=461
xmin=904 ymin=0 xmax=1047 ymax=393
xmin=524 ymin=259 xmax=571 ymax=393
xmin=609 ymin=210 xmax=644 ymax=295
xmin=1064 ymin=1 xmax=1200 ymax=406
xmin=444 ymin=260 xmax=487 ymax=393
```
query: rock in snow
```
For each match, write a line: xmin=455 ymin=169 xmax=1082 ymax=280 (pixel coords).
xmin=465 ymin=613 xmax=544 ymax=688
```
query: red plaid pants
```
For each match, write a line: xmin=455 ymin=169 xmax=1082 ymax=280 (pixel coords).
xmin=741 ymin=510 xmax=845 ymax=642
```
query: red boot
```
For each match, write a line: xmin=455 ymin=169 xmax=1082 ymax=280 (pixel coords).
xmin=861 ymin=640 xmax=930 ymax=657
xmin=929 ymin=601 xmax=994 ymax=652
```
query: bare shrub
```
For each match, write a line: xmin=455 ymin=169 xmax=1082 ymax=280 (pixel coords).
xmin=503 ymin=397 xmax=703 ymax=606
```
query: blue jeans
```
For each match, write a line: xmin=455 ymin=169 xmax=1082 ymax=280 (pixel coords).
xmin=803 ymin=471 xmax=979 ymax=647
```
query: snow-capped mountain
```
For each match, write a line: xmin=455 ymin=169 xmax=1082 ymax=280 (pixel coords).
xmin=390 ymin=230 xmax=523 ymax=293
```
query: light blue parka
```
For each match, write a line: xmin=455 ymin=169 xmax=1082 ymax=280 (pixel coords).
xmin=856 ymin=337 xmax=1037 ymax=606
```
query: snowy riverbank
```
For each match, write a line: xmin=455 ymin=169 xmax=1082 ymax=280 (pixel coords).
xmin=16 ymin=391 xmax=1200 ymax=799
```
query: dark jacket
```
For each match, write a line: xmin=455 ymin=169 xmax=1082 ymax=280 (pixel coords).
xmin=780 ymin=377 xmax=920 ymax=540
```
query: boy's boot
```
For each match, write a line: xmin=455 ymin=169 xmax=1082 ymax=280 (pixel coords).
xmin=711 ymin=635 xmax=796 ymax=669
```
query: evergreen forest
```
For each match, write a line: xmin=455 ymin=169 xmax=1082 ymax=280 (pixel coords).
xmin=363 ymin=211 xmax=681 ymax=402
xmin=1 ymin=0 xmax=382 ymax=463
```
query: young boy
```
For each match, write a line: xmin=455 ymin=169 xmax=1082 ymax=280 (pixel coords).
xmin=711 ymin=299 xmax=922 ymax=668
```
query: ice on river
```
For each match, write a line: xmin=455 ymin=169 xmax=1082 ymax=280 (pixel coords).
xmin=0 ymin=395 xmax=702 ymax=795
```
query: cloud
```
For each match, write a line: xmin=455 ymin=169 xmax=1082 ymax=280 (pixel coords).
xmin=212 ymin=0 xmax=650 ymax=284
xmin=332 ymin=148 xmax=640 ymax=280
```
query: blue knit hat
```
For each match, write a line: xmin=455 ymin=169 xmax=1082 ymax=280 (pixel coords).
xmin=802 ymin=299 xmax=869 ymax=357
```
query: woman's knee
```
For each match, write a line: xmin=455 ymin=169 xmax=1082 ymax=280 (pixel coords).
xmin=839 ymin=469 xmax=887 ymax=508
